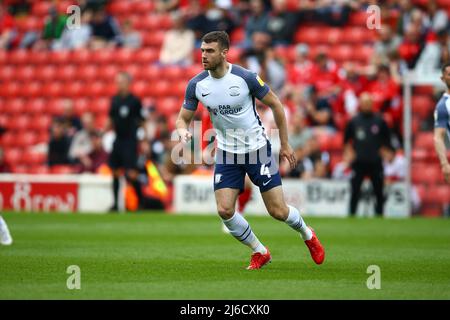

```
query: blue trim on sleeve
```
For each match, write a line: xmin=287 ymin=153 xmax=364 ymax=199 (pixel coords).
xmin=434 ymin=96 xmax=449 ymax=129
xmin=230 ymin=65 xmax=270 ymax=100
xmin=182 ymin=71 xmax=209 ymax=111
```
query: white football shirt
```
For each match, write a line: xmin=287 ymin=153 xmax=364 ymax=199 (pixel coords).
xmin=183 ymin=63 xmax=270 ymax=154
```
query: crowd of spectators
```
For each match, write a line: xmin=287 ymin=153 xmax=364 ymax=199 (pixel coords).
xmin=1 ymin=0 xmax=449 ymax=186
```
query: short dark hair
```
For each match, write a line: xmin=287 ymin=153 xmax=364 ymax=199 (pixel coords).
xmin=201 ymin=31 xmax=230 ymax=50
xmin=442 ymin=62 xmax=450 ymax=74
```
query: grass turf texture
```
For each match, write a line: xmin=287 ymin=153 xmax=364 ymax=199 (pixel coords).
xmin=0 ymin=212 xmax=449 ymax=300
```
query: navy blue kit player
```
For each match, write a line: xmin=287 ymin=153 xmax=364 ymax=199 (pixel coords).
xmin=434 ymin=62 xmax=450 ymax=184
xmin=175 ymin=31 xmax=325 ymax=269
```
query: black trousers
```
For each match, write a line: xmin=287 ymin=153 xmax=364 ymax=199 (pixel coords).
xmin=350 ymin=161 xmax=385 ymax=216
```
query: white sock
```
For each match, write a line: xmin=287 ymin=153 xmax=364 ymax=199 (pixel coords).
xmin=285 ymin=205 xmax=313 ymax=241
xmin=222 ymin=212 xmax=267 ymax=254
xmin=0 ymin=216 xmax=6 ymax=230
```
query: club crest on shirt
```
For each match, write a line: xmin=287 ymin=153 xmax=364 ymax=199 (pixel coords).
xmin=371 ymin=125 xmax=379 ymax=134
xmin=229 ymin=86 xmax=240 ymax=96
xmin=119 ymin=105 xmax=129 ymax=117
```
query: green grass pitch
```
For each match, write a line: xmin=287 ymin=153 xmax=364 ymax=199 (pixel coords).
xmin=0 ymin=212 xmax=450 ymax=300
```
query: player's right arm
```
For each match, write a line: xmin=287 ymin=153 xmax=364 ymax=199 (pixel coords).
xmin=433 ymin=102 xmax=450 ymax=183
xmin=176 ymin=108 xmax=195 ymax=143
xmin=176 ymin=79 xmax=199 ymax=143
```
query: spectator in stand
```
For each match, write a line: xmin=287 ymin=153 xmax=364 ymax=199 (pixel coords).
xmin=0 ymin=147 xmax=11 ymax=173
xmin=288 ymin=111 xmax=313 ymax=152
xmin=424 ymin=0 xmax=448 ymax=33
xmin=0 ymin=3 xmax=17 ymax=50
xmin=382 ymin=145 xmax=406 ymax=183
xmin=332 ymin=146 xmax=354 ymax=180
xmin=244 ymin=0 xmax=269 ymax=48
xmin=155 ymin=0 xmax=180 ymax=13
xmin=304 ymin=86 xmax=337 ymax=134
xmin=185 ymin=0 xmax=236 ymax=44
xmin=315 ymin=0 xmax=353 ymax=27
xmin=121 ymin=19 xmax=142 ymax=49
xmin=78 ymin=131 xmax=109 ymax=173
xmin=69 ymin=112 xmax=96 ymax=164
xmin=374 ymin=24 xmax=402 ymax=62
xmin=89 ymin=5 xmax=122 ymax=49
xmin=159 ymin=12 xmax=195 ymax=66
xmin=309 ymin=52 xmax=341 ymax=104
xmin=285 ymin=43 xmax=313 ymax=92
xmin=240 ymin=31 xmax=286 ymax=92
xmin=48 ymin=118 xmax=72 ymax=167
xmin=56 ymin=99 xmax=82 ymax=137
xmin=398 ymin=23 xmax=424 ymax=69
xmin=33 ymin=5 xmax=68 ymax=50
xmin=53 ymin=9 xmax=93 ymax=50
xmin=340 ymin=62 xmax=369 ymax=117
xmin=266 ymin=0 xmax=299 ymax=46
xmin=396 ymin=0 xmax=416 ymax=36
xmin=305 ymin=136 xmax=330 ymax=178
xmin=366 ymin=64 xmax=402 ymax=138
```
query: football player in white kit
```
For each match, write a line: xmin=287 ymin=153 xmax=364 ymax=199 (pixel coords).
xmin=434 ymin=62 xmax=450 ymax=183
xmin=176 ymin=31 xmax=324 ymax=269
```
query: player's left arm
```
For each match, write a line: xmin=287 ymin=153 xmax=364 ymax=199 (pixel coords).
xmin=260 ymin=90 xmax=296 ymax=170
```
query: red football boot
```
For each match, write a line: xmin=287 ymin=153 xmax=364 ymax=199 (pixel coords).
xmin=304 ymin=228 xmax=325 ymax=265
xmin=246 ymin=247 xmax=271 ymax=270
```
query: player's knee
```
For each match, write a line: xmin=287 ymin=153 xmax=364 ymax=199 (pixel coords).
xmin=217 ymin=206 xmax=235 ymax=220
xmin=267 ymin=204 xmax=289 ymax=221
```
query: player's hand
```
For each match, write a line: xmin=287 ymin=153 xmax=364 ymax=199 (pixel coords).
xmin=178 ymin=129 xmax=192 ymax=143
xmin=280 ymin=144 xmax=296 ymax=170
xmin=442 ymin=163 xmax=450 ymax=183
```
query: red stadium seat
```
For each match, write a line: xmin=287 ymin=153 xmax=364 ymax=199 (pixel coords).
xmin=57 ymin=65 xmax=77 ymax=81
xmin=143 ymin=30 xmax=165 ymax=47
xmin=134 ymin=48 xmax=159 ymax=65
xmin=29 ymin=115 xmax=52 ymax=132
xmin=414 ymin=132 xmax=434 ymax=150
xmin=92 ymin=98 xmax=110 ymax=115
xmin=73 ymin=98 xmax=90 ymax=115
xmin=91 ymin=49 xmax=115 ymax=65
xmin=78 ymin=65 xmax=99 ymax=81
xmin=12 ymin=165 xmax=30 ymax=174
xmin=231 ymin=28 xmax=245 ymax=44
xmin=162 ymin=65 xmax=184 ymax=80
xmin=294 ymin=27 xmax=324 ymax=44
xmin=15 ymin=66 xmax=35 ymax=82
xmin=42 ymin=82 xmax=64 ymax=98
xmin=65 ymin=81 xmax=85 ymax=98
xmin=29 ymin=165 xmax=50 ymax=175
xmin=4 ymin=148 xmax=23 ymax=164
xmin=16 ymin=132 xmax=38 ymax=148
xmin=349 ymin=11 xmax=369 ymax=26
xmin=1 ymin=132 xmax=15 ymax=147
xmin=50 ymin=165 xmax=76 ymax=174
xmin=71 ymin=49 xmax=91 ymax=65
xmin=4 ymin=98 xmax=26 ymax=114
xmin=108 ymin=1 xmax=133 ymax=16
xmin=48 ymin=50 xmax=72 ymax=65
xmin=411 ymin=164 xmax=443 ymax=184
xmin=27 ymin=99 xmax=47 ymax=114
xmin=0 ymin=65 xmax=14 ymax=81
xmin=412 ymin=95 xmax=434 ymax=119
xmin=22 ymin=81 xmax=43 ymax=98
xmin=136 ymin=64 xmax=160 ymax=81
xmin=22 ymin=151 xmax=47 ymax=165
xmin=32 ymin=1 xmax=52 ymax=17
xmin=35 ymin=65 xmax=57 ymax=82
xmin=27 ymin=51 xmax=50 ymax=65
xmin=8 ymin=49 xmax=28 ymax=65
xmin=329 ymin=45 xmax=353 ymax=62
xmin=8 ymin=115 xmax=32 ymax=131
